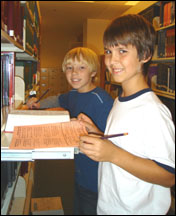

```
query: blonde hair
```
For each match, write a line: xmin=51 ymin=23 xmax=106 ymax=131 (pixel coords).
xmin=62 ymin=47 xmax=100 ymax=74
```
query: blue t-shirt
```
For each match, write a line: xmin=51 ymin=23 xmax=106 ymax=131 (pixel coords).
xmin=59 ymin=87 xmax=114 ymax=192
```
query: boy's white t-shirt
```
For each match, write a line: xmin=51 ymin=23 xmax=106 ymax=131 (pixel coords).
xmin=97 ymin=90 xmax=175 ymax=215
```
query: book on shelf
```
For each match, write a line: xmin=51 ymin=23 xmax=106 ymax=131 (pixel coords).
xmin=166 ymin=27 xmax=175 ymax=57
xmin=1 ymin=52 xmax=15 ymax=107
xmin=1 ymin=1 xmax=40 ymax=57
xmin=156 ymin=63 xmax=169 ymax=91
xmin=157 ymin=29 xmax=166 ymax=58
xmin=1 ymin=161 xmax=18 ymax=208
xmin=1 ymin=1 xmax=24 ymax=44
xmin=160 ymin=1 xmax=175 ymax=27
xmin=139 ymin=3 xmax=160 ymax=24
xmin=157 ymin=26 xmax=175 ymax=58
xmin=1 ymin=162 xmax=8 ymax=206
xmin=148 ymin=62 xmax=175 ymax=94
xmin=147 ymin=63 xmax=158 ymax=89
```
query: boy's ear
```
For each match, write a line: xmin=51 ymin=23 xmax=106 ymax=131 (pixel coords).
xmin=91 ymin=71 xmax=97 ymax=77
xmin=141 ymin=52 xmax=152 ymax=63
xmin=141 ymin=58 xmax=150 ymax=64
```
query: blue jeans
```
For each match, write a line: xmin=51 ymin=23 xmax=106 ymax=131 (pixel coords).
xmin=74 ymin=182 xmax=98 ymax=215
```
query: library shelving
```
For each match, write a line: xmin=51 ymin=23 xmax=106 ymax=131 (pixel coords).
xmin=1 ymin=1 xmax=41 ymax=214
xmin=140 ymin=1 xmax=175 ymax=101
xmin=101 ymin=2 xmax=175 ymax=102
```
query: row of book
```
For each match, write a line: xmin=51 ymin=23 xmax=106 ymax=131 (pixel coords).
xmin=1 ymin=162 xmax=29 ymax=210
xmin=160 ymin=1 xmax=175 ymax=27
xmin=1 ymin=162 xmax=19 ymax=208
xmin=148 ymin=62 xmax=175 ymax=93
xmin=1 ymin=51 xmax=38 ymax=107
xmin=105 ymin=62 xmax=175 ymax=99
xmin=157 ymin=27 xmax=175 ymax=58
xmin=141 ymin=1 xmax=175 ymax=27
xmin=1 ymin=1 xmax=40 ymax=58
xmin=1 ymin=1 xmax=24 ymax=45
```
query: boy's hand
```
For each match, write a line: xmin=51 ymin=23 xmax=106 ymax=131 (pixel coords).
xmin=79 ymin=135 xmax=117 ymax=162
xmin=26 ymin=97 xmax=40 ymax=109
xmin=77 ymin=113 xmax=103 ymax=135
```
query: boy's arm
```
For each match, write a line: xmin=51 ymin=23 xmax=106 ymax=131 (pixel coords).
xmin=79 ymin=135 xmax=175 ymax=188
xmin=39 ymin=95 xmax=60 ymax=109
xmin=26 ymin=95 xmax=60 ymax=109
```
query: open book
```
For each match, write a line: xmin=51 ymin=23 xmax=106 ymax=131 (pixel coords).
xmin=2 ymin=109 xmax=87 ymax=160
xmin=5 ymin=110 xmax=70 ymax=132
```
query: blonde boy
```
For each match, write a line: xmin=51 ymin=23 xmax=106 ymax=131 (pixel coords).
xmin=27 ymin=47 xmax=114 ymax=215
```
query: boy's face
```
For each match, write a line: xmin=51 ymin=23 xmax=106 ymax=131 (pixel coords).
xmin=104 ymin=44 xmax=148 ymax=88
xmin=64 ymin=57 xmax=96 ymax=93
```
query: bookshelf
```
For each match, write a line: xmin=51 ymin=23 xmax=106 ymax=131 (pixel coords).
xmin=1 ymin=1 xmax=41 ymax=214
xmin=140 ymin=1 xmax=175 ymax=101
xmin=101 ymin=1 xmax=175 ymax=101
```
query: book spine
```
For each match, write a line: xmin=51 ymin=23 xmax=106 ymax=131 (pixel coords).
xmin=3 ymin=1 xmax=9 ymax=33
xmin=2 ymin=55 xmax=9 ymax=106
xmin=7 ymin=1 xmax=15 ymax=37
xmin=169 ymin=64 xmax=175 ymax=93
xmin=1 ymin=162 xmax=9 ymax=208
xmin=9 ymin=53 xmax=15 ymax=105
xmin=157 ymin=29 xmax=166 ymax=58
xmin=171 ymin=28 xmax=175 ymax=57
xmin=163 ymin=2 xmax=168 ymax=27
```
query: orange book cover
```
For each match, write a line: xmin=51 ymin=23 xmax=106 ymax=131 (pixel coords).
xmin=163 ymin=2 xmax=168 ymax=26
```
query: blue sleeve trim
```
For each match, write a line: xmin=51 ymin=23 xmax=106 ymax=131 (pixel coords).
xmin=91 ymin=92 xmax=104 ymax=103
xmin=153 ymin=160 xmax=175 ymax=174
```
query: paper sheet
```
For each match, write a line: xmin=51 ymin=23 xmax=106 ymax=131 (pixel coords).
xmin=9 ymin=120 xmax=88 ymax=149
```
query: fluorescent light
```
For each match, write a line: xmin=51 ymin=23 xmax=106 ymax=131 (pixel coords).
xmin=125 ymin=1 xmax=139 ymax=6
xmin=71 ymin=1 xmax=95 ymax=2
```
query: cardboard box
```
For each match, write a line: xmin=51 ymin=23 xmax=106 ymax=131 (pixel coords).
xmin=31 ymin=197 xmax=64 ymax=215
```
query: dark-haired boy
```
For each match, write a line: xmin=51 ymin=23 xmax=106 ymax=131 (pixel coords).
xmin=79 ymin=14 xmax=175 ymax=215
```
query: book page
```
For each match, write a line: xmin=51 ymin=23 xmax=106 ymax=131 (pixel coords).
xmin=9 ymin=120 xmax=88 ymax=149
xmin=5 ymin=110 xmax=70 ymax=132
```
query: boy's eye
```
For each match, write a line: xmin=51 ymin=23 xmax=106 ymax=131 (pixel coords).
xmin=66 ymin=66 xmax=72 ymax=70
xmin=104 ymin=49 xmax=111 ymax=55
xmin=119 ymin=49 xmax=127 ymax=54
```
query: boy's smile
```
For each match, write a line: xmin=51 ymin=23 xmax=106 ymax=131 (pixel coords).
xmin=111 ymin=67 xmax=124 ymax=75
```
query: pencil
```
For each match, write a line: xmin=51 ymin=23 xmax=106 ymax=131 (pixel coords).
xmin=88 ymin=132 xmax=128 ymax=139
xmin=101 ymin=132 xmax=128 ymax=139
xmin=35 ymin=88 xmax=50 ymax=103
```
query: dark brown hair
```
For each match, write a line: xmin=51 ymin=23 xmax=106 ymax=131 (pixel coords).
xmin=103 ymin=14 xmax=156 ymax=76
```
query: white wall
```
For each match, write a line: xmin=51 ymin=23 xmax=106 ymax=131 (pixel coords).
xmin=83 ymin=18 xmax=110 ymax=86
xmin=83 ymin=19 xmax=110 ymax=55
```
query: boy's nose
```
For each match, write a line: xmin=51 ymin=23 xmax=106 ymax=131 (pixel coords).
xmin=72 ymin=68 xmax=78 ymax=74
xmin=110 ymin=52 xmax=119 ymax=64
